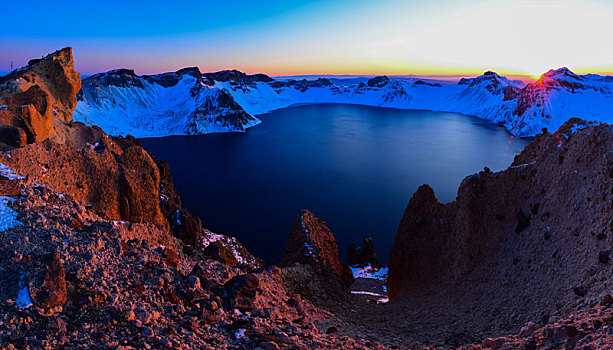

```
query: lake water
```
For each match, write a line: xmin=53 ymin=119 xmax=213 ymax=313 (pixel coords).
xmin=141 ymin=104 xmax=530 ymax=264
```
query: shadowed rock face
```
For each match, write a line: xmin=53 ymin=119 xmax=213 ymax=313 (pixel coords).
xmin=347 ymin=236 xmax=381 ymax=268
xmin=388 ymin=118 xmax=613 ymax=313
xmin=0 ymin=48 xmax=81 ymax=145
xmin=280 ymin=209 xmax=354 ymax=287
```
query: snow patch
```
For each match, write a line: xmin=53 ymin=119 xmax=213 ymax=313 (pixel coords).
xmin=350 ymin=265 xmax=388 ymax=280
xmin=0 ymin=162 xmax=26 ymax=180
xmin=16 ymin=275 xmax=32 ymax=309
xmin=570 ymin=121 xmax=598 ymax=134
xmin=0 ymin=196 xmax=21 ymax=231
xmin=234 ymin=328 xmax=246 ymax=339
xmin=350 ymin=290 xmax=389 ymax=304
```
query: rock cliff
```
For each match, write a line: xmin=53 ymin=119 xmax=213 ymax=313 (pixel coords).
xmin=0 ymin=48 xmax=81 ymax=146
xmin=280 ymin=209 xmax=354 ymax=288
xmin=387 ymin=118 xmax=613 ymax=339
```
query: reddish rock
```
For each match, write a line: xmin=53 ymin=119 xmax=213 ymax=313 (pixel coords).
xmin=280 ymin=210 xmax=354 ymax=287
xmin=162 ymin=248 xmax=180 ymax=268
xmin=0 ymin=47 xmax=81 ymax=144
xmin=117 ymin=145 xmax=166 ymax=228
xmin=29 ymin=253 xmax=67 ymax=308
xmin=202 ymin=240 xmax=239 ymax=266
xmin=0 ymin=176 xmax=21 ymax=196
xmin=172 ymin=208 xmax=202 ymax=246
xmin=223 ymin=273 xmax=260 ymax=311
xmin=1 ymin=141 xmax=167 ymax=229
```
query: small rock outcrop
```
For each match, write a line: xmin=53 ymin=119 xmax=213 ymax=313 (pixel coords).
xmin=280 ymin=210 xmax=354 ymax=287
xmin=347 ymin=236 xmax=380 ymax=268
xmin=28 ymin=254 xmax=67 ymax=308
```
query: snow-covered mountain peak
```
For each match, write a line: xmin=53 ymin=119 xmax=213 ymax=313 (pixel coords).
xmin=85 ymin=68 xmax=143 ymax=88
xmin=366 ymin=76 xmax=391 ymax=88
xmin=534 ymin=67 xmax=589 ymax=91
xmin=542 ymin=67 xmax=581 ymax=80
xmin=457 ymin=71 xmax=524 ymax=99
xmin=202 ymin=70 xmax=274 ymax=87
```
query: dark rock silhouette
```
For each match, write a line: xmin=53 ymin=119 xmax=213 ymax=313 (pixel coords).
xmin=347 ymin=236 xmax=380 ymax=268
xmin=280 ymin=209 xmax=354 ymax=287
xmin=388 ymin=119 xmax=613 ymax=338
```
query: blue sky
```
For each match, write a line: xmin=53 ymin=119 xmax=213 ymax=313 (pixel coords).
xmin=2 ymin=0 xmax=612 ymax=76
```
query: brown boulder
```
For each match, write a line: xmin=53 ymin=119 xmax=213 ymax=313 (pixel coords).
xmin=172 ymin=208 xmax=202 ymax=246
xmin=202 ymin=240 xmax=239 ymax=266
xmin=223 ymin=273 xmax=261 ymax=311
xmin=0 ymin=176 xmax=21 ymax=196
xmin=0 ymin=125 xmax=27 ymax=148
xmin=28 ymin=254 xmax=67 ymax=308
xmin=280 ymin=210 xmax=354 ymax=287
xmin=0 ymin=141 xmax=168 ymax=229
xmin=118 ymin=145 xmax=166 ymax=227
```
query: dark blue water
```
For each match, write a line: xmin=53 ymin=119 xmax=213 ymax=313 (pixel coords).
xmin=141 ymin=104 xmax=530 ymax=264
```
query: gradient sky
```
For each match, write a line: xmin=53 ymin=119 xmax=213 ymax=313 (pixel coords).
xmin=2 ymin=0 xmax=613 ymax=76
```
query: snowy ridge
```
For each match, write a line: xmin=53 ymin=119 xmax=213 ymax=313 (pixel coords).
xmin=75 ymin=69 xmax=259 ymax=138
xmin=76 ymin=68 xmax=613 ymax=137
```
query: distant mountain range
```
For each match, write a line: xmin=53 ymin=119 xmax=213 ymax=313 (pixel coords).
xmin=75 ymin=67 xmax=613 ymax=138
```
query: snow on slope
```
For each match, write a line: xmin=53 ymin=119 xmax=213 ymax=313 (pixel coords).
xmin=75 ymin=69 xmax=260 ymax=138
xmin=75 ymin=67 xmax=613 ymax=138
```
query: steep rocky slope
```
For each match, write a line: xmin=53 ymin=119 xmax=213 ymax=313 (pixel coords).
xmin=0 ymin=48 xmax=390 ymax=349
xmin=0 ymin=178 xmax=388 ymax=349
xmin=76 ymin=65 xmax=613 ymax=138
xmin=280 ymin=209 xmax=354 ymax=288
xmin=383 ymin=118 xmax=613 ymax=345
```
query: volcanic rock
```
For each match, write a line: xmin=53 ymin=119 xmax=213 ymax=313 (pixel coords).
xmin=203 ymin=240 xmax=239 ymax=266
xmin=0 ymin=176 xmax=21 ymax=196
xmin=0 ymin=140 xmax=168 ymax=229
xmin=388 ymin=119 xmax=613 ymax=336
xmin=280 ymin=210 xmax=354 ymax=287
xmin=0 ymin=47 xmax=81 ymax=144
xmin=117 ymin=144 xmax=165 ymax=226
xmin=28 ymin=253 xmax=67 ymax=308
xmin=223 ymin=273 xmax=261 ymax=311
xmin=0 ymin=125 xmax=27 ymax=148
xmin=171 ymin=207 xmax=202 ymax=247
xmin=347 ymin=236 xmax=381 ymax=268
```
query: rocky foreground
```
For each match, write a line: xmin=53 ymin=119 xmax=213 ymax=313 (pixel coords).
xmin=1 ymin=48 xmax=613 ymax=349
